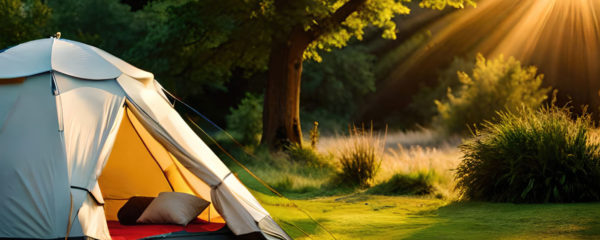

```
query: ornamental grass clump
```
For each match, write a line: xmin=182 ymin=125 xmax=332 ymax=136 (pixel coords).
xmin=336 ymin=125 xmax=386 ymax=188
xmin=456 ymin=106 xmax=600 ymax=203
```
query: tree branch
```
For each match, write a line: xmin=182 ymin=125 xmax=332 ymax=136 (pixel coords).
xmin=308 ymin=0 xmax=368 ymax=40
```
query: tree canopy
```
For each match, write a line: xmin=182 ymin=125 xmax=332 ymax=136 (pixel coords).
xmin=0 ymin=0 xmax=51 ymax=49
xmin=124 ymin=0 xmax=475 ymax=96
xmin=0 ymin=0 xmax=476 ymax=148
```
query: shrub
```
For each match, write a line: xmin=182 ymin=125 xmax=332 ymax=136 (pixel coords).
xmin=234 ymin=145 xmax=335 ymax=196
xmin=456 ymin=106 xmax=600 ymax=203
xmin=336 ymin=125 xmax=386 ymax=188
xmin=226 ymin=92 xmax=263 ymax=146
xmin=271 ymin=175 xmax=322 ymax=194
xmin=434 ymin=54 xmax=550 ymax=134
xmin=368 ymin=171 xmax=438 ymax=196
xmin=285 ymin=143 xmax=331 ymax=169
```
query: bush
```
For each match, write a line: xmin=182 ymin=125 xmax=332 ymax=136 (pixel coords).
xmin=229 ymin=144 xmax=336 ymax=196
xmin=368 ymin=171 xmax=438 ymax=196
xmin=434 ymin=54 xmax=550 ymax=134
xmin=285 ymin=144 xmax=331 ymax=168
xmin=271 ymin=175 xmax=320 ymax=194
xmin=456 ymin=106 xmax=600 ymax=203
xmin=226 ymin=92 xmax=263 ymax=146
xmin=336 ymin=125 xmax=385 ymax=188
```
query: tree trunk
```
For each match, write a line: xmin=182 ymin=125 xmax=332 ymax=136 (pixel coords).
xmin=262 ymin=27 xmax=311 ymax=149
xmin=261 ymin=0 xmax=366 ymax=149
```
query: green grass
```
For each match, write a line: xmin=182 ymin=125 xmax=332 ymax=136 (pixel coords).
xmin=367 ymin=171 xmax=439 ymax=196
xmin=255 ymin=192 xmax=600 ymax=240
xmin=215 ymin=130 xmax=600 ymax=239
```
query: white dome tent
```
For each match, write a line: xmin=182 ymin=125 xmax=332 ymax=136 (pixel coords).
xmin=0 ymin=37 xmax=290 ymax=240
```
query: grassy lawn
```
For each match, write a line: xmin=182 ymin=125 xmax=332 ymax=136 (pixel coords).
xmin=222 ymin=130 xmax=600 ymax=239
xmin=256 ymin=193 xmax=600 ymax=240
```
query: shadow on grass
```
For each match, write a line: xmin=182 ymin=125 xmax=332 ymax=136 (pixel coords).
xmin=403 ymin=201 xmax=600 ymax=240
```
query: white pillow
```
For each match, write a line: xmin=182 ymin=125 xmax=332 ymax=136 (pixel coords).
xmin=136 ymin=192 xmax=210 ymax=226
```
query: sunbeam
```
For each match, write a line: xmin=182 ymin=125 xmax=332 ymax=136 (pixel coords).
xmin=365 ymin=0 xmax=600 ymax=120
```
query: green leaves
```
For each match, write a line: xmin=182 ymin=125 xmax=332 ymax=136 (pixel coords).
xmin=420 ymin=0 xmax=476 ymax=9
xmin=0 ymin=0 xmax=51 ymax=49
xmin=521 ymin=178 xmax=534 ymax=199
xmin=122 ymin=0 xmax=272 ymax=95
xmin=301 ymin=46 xmax=376 ymax=131
xmin=226 ymin=92 xmax=264 ymax=146
xmin=245 ymin=0 xmax=475 ymax=62
xmin=48 ymin=0 xmax=140 ymax=56
xmin=305 ymin=0 xmax=412 ymax=61
xmin=435 ymin=54 xmax=550 ymax=135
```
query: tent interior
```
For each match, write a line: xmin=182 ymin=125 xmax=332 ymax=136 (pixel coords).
xmin=95 ymin=106 xmax=237 ymax=240
xmin=99 ymin=107 xmax=224 ymax=224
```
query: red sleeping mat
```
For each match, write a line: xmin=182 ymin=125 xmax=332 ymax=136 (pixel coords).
xmin=108 ymin=219 xmax=226 ymax=240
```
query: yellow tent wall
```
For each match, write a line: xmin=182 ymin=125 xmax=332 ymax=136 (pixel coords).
xmin=99 ymin=108 xmax=221 ymax=222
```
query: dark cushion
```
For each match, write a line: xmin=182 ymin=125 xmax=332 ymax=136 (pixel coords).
xmin=117 ymin=196 xmax=155 ymax=225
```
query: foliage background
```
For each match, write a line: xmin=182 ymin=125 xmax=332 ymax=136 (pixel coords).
xmin=0 ymin=0 xmax=479 ymax=134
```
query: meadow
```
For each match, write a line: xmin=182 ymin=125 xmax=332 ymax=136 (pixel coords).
xmin=225 ymin=129 xmax=600 ymax=239
xmin=5 ymin=1 xmax=600 ymax=239
xmin=260 ymin=194 xmax=600 ymax=239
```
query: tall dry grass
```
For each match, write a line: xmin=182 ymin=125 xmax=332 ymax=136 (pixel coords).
xmin=319 ymin=129 xmax=462 ymax=198
xmin=334 ymin=125 xmax=387 ymax=187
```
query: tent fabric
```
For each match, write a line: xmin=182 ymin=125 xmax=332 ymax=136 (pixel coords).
xmin=53 ymin=72 xmax=127 ymax=237
xmin=124 ymin=108 xmax=174 ymax=171
xmin=0 ymin=38 xmax=153 ymax=80
xmin=0 ymin=38 xmax=291 ymax=240
xmin=98 ymin=107 xmax=219 ymax=223
xmin=77 ymin=192 xmax=111 ymax=240
xmin=118 ymin=76 xmax=276 ymax=235
xmin=123 ymin=106 xmax=219 ymax=221
xmin=51 ymin=40 xmax=122 ymax=80
xmin=0 ymin=78 xmax=25 ymax=130
xmin=171 ymin=156 xmax=221 ymax=222
xmin=117 ymin=75 xmax=230 ymax=188
xmin=54 ymin=72 xmax=126 ymax=191
xmin=0 ymin=73 xmax=75 ymax=238
xmin=122 ymin=99 xmax=265 ymax=235
xmin=86 ymin=42 xmax=154 ymax=82
xmin=98 ymin=108 xmax=175 ymax=221
xmin=0 ymin=39 xmax=53 ymax=78
xmin=121 ymin=89 xmax=289 ymax=237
